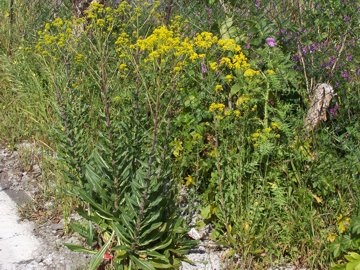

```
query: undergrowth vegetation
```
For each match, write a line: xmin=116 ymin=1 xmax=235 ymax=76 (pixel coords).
xmin=0 ymin=0 xmax=359 ymax=269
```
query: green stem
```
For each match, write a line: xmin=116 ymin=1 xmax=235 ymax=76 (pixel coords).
xmin=264 ymin=75 xmax=270 ymax=128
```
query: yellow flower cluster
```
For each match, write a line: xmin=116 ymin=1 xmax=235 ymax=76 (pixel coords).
xmin=194 ymin=32 xmax=218 ymax=49
xmin=219 ymin=52 xmax=249 ymax=70
xmin=244 ymin=68 xmax=260 ymax=77
xmin=251 ymin=125 xmax=280 ymax=147
xmin=209 ymin=103 xmax=225 ymax=112
xmin=235 ymin=95 xmax=250 ymax=107
xmin=128 ymin=25 xmax=250 ymax=73
xmin=217 ymin=39 xmax=241 ymax=52
xmin=208 ymin=103 xmax=241 ymax=120
xmin=36 ymin=17 xmax=74 ymax=54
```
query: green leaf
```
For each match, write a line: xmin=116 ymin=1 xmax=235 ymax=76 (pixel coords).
xmin=141 ymin=212 xmax=161 ymax=230
xmin=351 ymin=218 xmax=360 ymax=235
xmin=141 ymin=222 xmax=163 ymax=240
xmin=149 ymin=238 xmax=172 ymax=251
xmin=76 ymin=189 xmax=113 ymax=219
xmin=112 ymin=222 xmax=132 ymax=244
xmin=149 ymin=259 xmax=173 ymax=269
xmin=64 ymin=243 xmax=96 ymax=254
xmin=120 ymin=213 xmax=135 ymax=238
xmin=112 ymin=245 xmax=131 ymax=251
xmin=346 ymin=260 xmax=360 ymax=270
xmin=85 ymin=164 xmax=104 ymax=193
xmin=200 ymin=205 xmax=211 ymax=220
xmin=220 ymin=16 xmax=237 ymax=40
xmin=70 ymin=222 xmax=90 ymax=239
xmin=89 ymin=231 xmax=114 ymax=270
xmin=230 ymin=83 xmax=241 ymax=95
xmin=345 ymin=252 xmax=360 ymax=262
xmin=130 ymin=255 xmax=156 ymax=270
xmin=92 ymin=150 xmax=110 ymax=170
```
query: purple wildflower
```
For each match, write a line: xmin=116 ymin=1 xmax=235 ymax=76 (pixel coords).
xmin=201 ymin=61 xmax=207 ymax=74
xmin=310 ymin=43 xmax=318 ymax=53
xmin=341 ymin=70 xmax=349 ymax=80
xmin=317 ymin=3 xmax=321 ymax=12
xmin=346 ymin=54 xmax=353 ymax=61
xmin=255 ymin=0 xmax=261 ymax=10
xmin=328 ymin=56 xmax=336 ymax=68
xmin=265 ymin=37 xmax=277 ymax=47
xmin=343 ymin=15 xmax=350 ymax=22
xmin=292 ymin=54 xmax=300 ymax=62
xmin=302 ymin=46 xmax=308 ymax=55
xmin=329 ymin=103 xmax=339 ymax=117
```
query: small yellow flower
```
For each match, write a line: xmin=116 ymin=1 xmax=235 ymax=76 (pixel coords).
xmin=171 ymin=139 xmax=183 ymax=158
xmin=191 ymin=132 xmax=202 ymax=140
xmin=337 ymin=214 xmax=351 ymax=233
xmin=210 ymin=62 xmax=217 ymax=71
xmin=233 ymin=110 xmax=241 ymax=117
xmin=185 ymin=175 xmax=194 ymax=186
xmin=52 ymin=17 xmax=63 ymax=27
xmin=119 ymin=63 xmax=127 ymax=70
xmin=75 ymin=54 xmax=84 ymax=64
xmin=225 ymin=74 xmax=234 ymax=82
xmin=266 ymin=69 xmax=275 ymax=75
xmin=252 ymin=132 xmax=260 ymax=140
xmin=215 ymin=85 xmax=223 ymax=92
xmin=243 ymin=222 xmax=250 ymax=232
xmin=96 ymin=19 xmax=105 ymax=27
xmin=271 ymin=122 xmax=280 ymax=129
xmin=207 ymin=148 xmax=217 ymax=157
xmin=327 ymin=233 xmax=337 ymax=243
xmin=263 ymin=127 xmax=272 ymax=133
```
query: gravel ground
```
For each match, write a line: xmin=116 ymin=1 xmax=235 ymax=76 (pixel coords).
xmin=0 ymin=146 xmax=90 ymax=270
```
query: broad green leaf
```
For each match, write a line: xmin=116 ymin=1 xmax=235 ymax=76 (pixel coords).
xmin=140 ymin=222 xmax=163 ymax=240
xmin=220 ymin=16 xmax=234 ymax=40
xmin=200 ymin=205 xmax=211 ymax=220
xmin=230 ymin=83 xmax=241 ymax=95
xmin=141 ymin=212 xmax=161 ymax=230
xmin=130 ymin=255 xmax=156 ymax=270
xmin=149 ymin=238 xmax=172 ymax=251
xmin=149 ymin=259 xmax=173 ymax=269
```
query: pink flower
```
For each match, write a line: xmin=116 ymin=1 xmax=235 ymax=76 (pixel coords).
xmin=266 ymin=37 xmax=277 ymax=47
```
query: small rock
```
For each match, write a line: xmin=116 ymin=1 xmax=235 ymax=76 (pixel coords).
xmin=50 ymin=220 xmax=64 ymax=231
xmin=32 ymin=164 xmax=42 ymax=177
xmin=67 ymin=236 xmax=82 ymax=245
xmin=188 ymin=228 xmax=202 ymax=240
